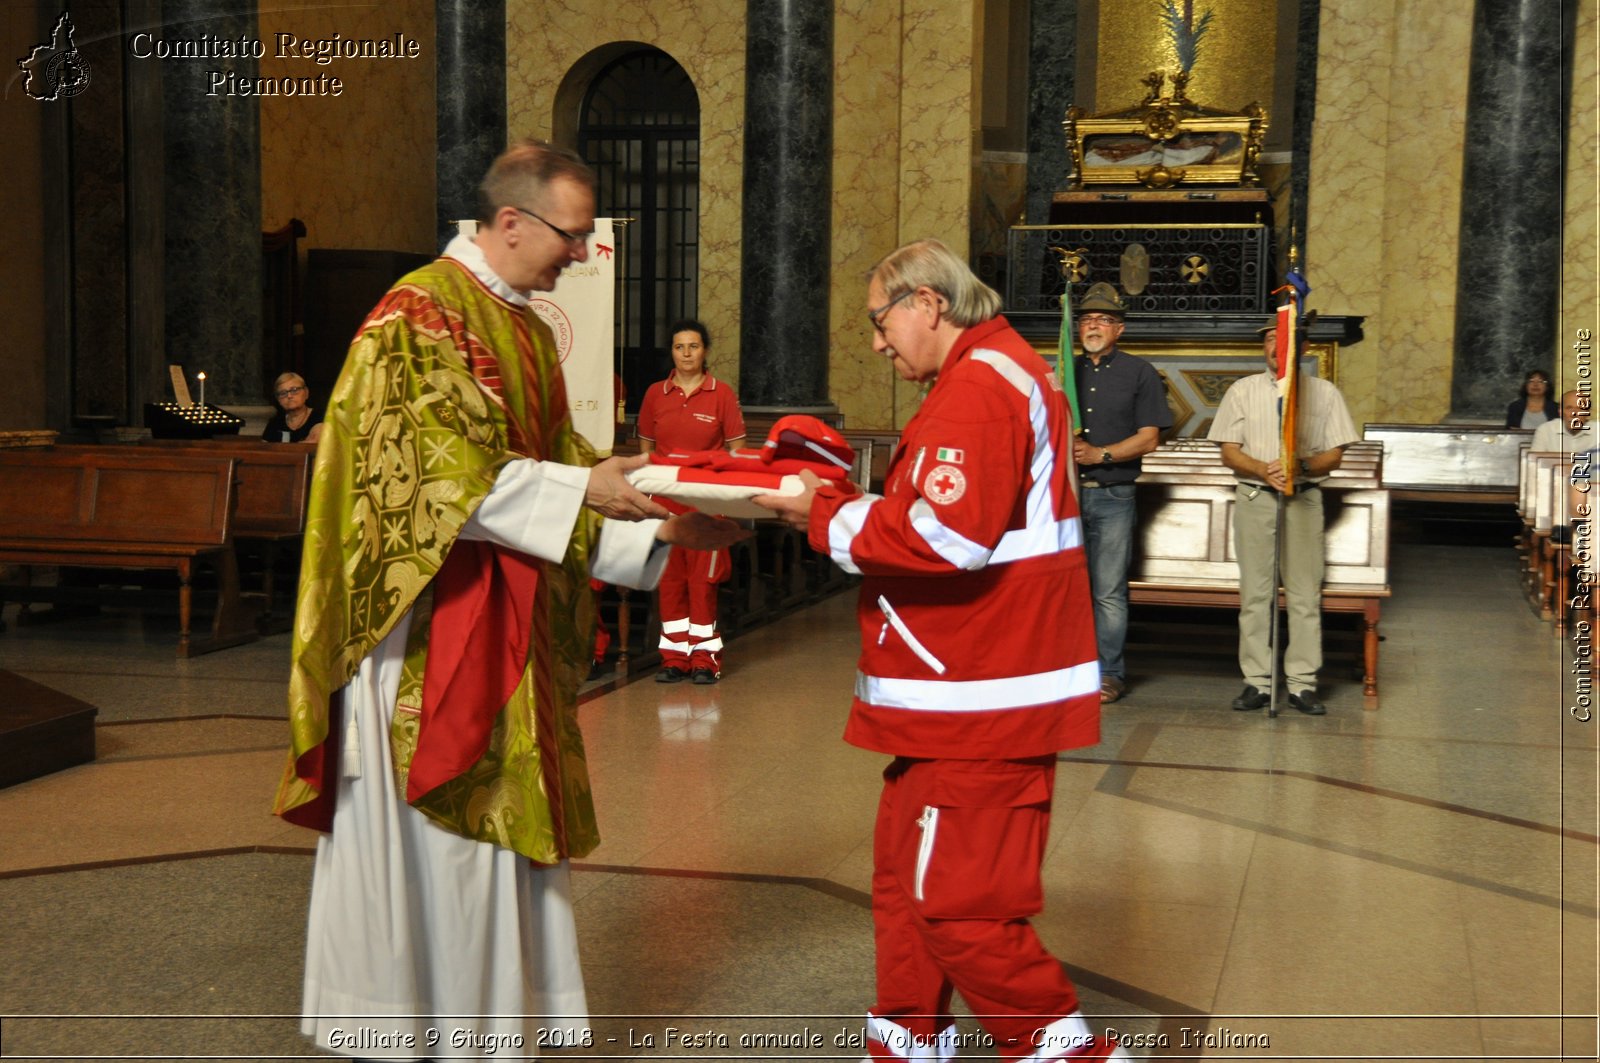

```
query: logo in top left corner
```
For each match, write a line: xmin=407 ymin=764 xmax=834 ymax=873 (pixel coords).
xmin=17 ymin=12 xmax=92 ymax=102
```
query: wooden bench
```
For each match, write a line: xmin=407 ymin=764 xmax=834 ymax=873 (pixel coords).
xmin=1365 ymin=422 xmax=1527 ymax=503
xmin=1517 ymin=449 xmax=1573 ymax=623
xmin=0 ymin=447 xmax=257 ymax=656
xmin=138 ymin=439 xmax=315 ymax=626
xmin=1127 ymin=440 xmax=1392 ymax=708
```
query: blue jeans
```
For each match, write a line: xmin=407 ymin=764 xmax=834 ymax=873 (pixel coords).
xmin=1079 ymin=482 xmax=1137 ymax=681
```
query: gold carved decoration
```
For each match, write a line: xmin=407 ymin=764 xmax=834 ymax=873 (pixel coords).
xmin=1064 ymin=72 xmax=1268 ymax=189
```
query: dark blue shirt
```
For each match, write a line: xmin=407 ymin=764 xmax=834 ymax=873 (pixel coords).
xmin=1075 ymin=347 xmax=1173 ymax=484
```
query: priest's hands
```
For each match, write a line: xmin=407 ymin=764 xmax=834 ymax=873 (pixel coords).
xmin=586 ymin=454 xmax=671 ymax=520
xmin=656 ymin=511 xmax=752 ymax=550
xmin=752 ymin=468 xmax=823 ymax=531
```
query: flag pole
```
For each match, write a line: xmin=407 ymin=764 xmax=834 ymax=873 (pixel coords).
xmin=1268 ymin=241 xmax=1308 ymax=718
xmin=1051 ymin=247 xmax=1087 ymax=434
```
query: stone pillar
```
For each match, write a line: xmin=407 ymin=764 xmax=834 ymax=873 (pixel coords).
xmin=1023 ymin=0 xmax=1076 ymax=226
xmin=738 ymin=1 xmax=834 ymax=413
xmin=436 ymin=0 xmax=505 ymax=249
xmin=1450 ymin=0 xmax=1564 ymax=419
xmin=162 ymin=0 xmax=261 ymax=407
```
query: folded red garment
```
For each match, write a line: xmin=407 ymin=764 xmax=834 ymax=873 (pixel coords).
xmin=761 ymin=414 xmax=853 ymax=470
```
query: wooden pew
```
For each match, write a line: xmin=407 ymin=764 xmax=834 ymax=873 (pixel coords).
xmin=1127 ymin=441 xmax=1392 ymax=708
xmin=0 ymin=447 xmax=257 ymax=656
xmin=138 ymin=439 xmax=315 ymax=626
xmin=1364 ymin=423 xmax=1528 ymax=502
xmin=1517 ymin=450 xmax=1571 ymax=621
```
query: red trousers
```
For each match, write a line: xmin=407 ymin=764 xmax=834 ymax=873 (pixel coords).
xmin=657 ymin=545 xmax=728 ymax=673
xmin=866 ymin=757 xmax=1121 ymax=1063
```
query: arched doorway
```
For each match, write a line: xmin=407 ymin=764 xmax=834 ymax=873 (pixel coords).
xmin=577 ymin=47 xmax=700 ymax=412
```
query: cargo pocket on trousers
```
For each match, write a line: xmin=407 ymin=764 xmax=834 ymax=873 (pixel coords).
xmin=909 ymin=761 xmax=1052 ymax=920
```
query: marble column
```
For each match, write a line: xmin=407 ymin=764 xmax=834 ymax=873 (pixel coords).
xmin=162 ymin=0 xmax=261 ymax=408
xmin=1450 ymin=0 xmax=1564 ymax=419
xmin=1023 ymin=0 xmax=1076 ymax=226
xmin=738 ymin=1 xmax=834 ymax=412
xmin=436 ymin=0 xmax=505 ymax=249
xmin=1289 ymin=0 xmax=1320 ymax=259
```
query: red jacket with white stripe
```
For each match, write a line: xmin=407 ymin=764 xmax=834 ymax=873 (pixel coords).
xmin=809 ymin=316 xmax=1101 ymax=759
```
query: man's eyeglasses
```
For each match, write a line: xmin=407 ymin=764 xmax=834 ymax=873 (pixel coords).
xmin=1078 ymin=314 xmax=1121 ymax=328
xmin=515 ymin=206 xmax=591 ymax=248
xmin=868 ymin=289 xmax=915 ymax=336
xmin=275 ymin=386 xmax=306 ymax=398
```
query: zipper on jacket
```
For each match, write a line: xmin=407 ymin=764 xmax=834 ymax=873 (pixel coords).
xmin=914 ymin=805 xmax=939 ymax=901
xmin=876 ymin=595 xmax=948 ymax=674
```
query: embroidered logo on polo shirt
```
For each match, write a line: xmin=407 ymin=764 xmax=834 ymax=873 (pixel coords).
xmin=693 ymin=413 xmax=716 ymax=423
xmin=923 ymin=464 xmax=967 ymax=505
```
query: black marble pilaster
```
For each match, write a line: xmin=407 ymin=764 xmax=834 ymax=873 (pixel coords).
xmin=1289 ymin=0 xmax=1320 ymax=264
xmin=1023 ymin=0 xmax=1075 ymax=226
xmin=1450 ymin=0 xmax=1564 ymax=419
xmin=436 ymin=0 xmax=505 ymax=249
xmin=738 ymin=1 xmax=833 ymax=410
xmin=161 ymin=0 xmax=260 ymax=408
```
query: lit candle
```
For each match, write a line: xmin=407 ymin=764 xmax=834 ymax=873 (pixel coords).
xmin=196 ymin=371 xmax=206 ymax=409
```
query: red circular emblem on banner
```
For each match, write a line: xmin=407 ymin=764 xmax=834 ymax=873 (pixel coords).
xmin=529 ymin=299 xmax=575 ymax=364
xmin=923 ymin=464 xmax=967 ymax=505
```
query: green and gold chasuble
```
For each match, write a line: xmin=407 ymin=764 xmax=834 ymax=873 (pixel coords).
xmin=273 ymin=254 xmax=604 ymax=862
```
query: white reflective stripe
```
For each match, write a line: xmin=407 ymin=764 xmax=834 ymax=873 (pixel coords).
xmin=913 ymin=805 xmax=939 ymax=901
xmin=972 ymin=347 xmax=1067 ymax=565
xmin=909 ymin=498 xmax=991 ymax=570
xmin=1018 ymin=1012 xmax=1098 ymax=1062
xmin=658 ymin=633 xmax=687 ymax=650
xmin=687 ymin=622 xmax=717 ymax=638
xmin=991 ymin=515 xmax=1083 ymax=563
xmin=802 ymin=437 xmax=852 ymax=469
xmin=690 ymin=636 xmax=724 ymax=652
xmin=877 ymin=596 xmax=947 ymax=674
xmin=909 ymin=446 xmax=927 ymax=490
xmin=856 ymin=661 xmax=1100 ymax=711
xmin=867 ymin=1014 xmax=915 ymax=1058
xmin=660 ymin=617 xmax=690 ymax=633
xmin=827 ymin=494 xmax=878 ymax=574
xmin=704 ymin=549 xmax=721 ymax=580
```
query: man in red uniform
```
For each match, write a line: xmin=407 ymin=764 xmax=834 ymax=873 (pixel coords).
xmin=757 ymin=239 xmax=1126 ymax=1063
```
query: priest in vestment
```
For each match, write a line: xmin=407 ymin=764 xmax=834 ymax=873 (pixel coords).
xmin=273 ymin=140 xmax=741 ymax=1059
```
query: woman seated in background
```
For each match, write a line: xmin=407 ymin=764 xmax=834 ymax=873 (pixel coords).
xmin=262 ymin=372 xmax=324 ymax=443
xmin=636 ymin=319 xmax=746 ymax=684
xmin=1507 ymin=369 xmax=1558 ymax=429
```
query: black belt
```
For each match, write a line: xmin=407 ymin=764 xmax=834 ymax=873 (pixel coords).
xmin=1242 ymin=481 xmax=1321 ymax=495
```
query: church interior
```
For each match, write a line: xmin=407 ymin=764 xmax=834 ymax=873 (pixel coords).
xmin=1 ymin=1 xmax=1597 ymax=1060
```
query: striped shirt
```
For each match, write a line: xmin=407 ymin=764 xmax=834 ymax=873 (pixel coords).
xmin=1208 ymin=370 xmax=1359 ymax=486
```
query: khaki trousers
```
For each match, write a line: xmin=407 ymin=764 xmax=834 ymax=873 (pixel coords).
xmin=1233 ymin=483 xmax=1325 ymax=692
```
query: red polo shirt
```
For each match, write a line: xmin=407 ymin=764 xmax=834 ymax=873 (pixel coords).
xmin=637 ymin=375 xmax=746 ymax=454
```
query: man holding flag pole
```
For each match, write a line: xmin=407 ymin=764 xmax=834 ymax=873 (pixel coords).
xmin=1208 ymin=261 xmax=1358 ymax=716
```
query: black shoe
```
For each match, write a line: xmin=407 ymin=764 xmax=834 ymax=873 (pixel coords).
xmin=655 ymin=667 xmax=689 ymax=684
xmin=1288 ymin=690 xmax=1327 ymax=715
xmin=691 ymin=668 xmax=719 ymax=685
xmin=1231 ymin=685 xmax=1269 ymax=711
xmin=588 ymin=660 xmax=607 ymax=680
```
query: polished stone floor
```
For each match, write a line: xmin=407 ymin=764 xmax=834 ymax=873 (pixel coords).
xmin=0 ymin=541 xmax=1595 ymax=1061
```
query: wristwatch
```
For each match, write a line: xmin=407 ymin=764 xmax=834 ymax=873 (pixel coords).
xmin=1101 ymin=448 xmax=1114 ymax=465
xmin=1297 ymin=459 xmax=1312 ymax=477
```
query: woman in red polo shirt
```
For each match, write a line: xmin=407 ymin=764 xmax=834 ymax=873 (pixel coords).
xmin=637 ymin=319 xmax=747 ymax=683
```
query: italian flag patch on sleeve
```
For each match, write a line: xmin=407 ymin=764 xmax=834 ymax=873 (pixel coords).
xmin=934 ymin=447 xmax=964 ymax=464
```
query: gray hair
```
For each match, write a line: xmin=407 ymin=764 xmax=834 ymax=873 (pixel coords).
xmin=476 ymin=139 xmax=596 ymax=225
xmin=868 ymin=238 xmax=1002 ymax=328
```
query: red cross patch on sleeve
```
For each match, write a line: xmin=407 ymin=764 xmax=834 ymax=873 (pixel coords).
xmin=923 ymin=464 xmax=967 ymax=505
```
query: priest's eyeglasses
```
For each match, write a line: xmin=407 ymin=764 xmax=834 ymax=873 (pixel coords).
xmin=515 ymin=207 xmax=591 ymax=248
xmin=868 ymin=289 xmax=916 ymax=336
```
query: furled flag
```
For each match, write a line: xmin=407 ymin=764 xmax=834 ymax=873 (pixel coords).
xmin=1057 ymin=285 xmax=1082 ymax=433
xmin=1277 ymin=265 xmax=1310 ymax=494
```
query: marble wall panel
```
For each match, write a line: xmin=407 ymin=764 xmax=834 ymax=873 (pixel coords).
xmin=1307 ymin=0 xmax=1470 ymax=430
xmin=258 ymin=1 xmax=437 ymax=257
xmin=1563 ymin=0 xmax=1599 ymax=396
xmin=831 ymin=0 xmax=907 ymax=430
xmin=506 ymin=0 xmax=746 ymax=395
